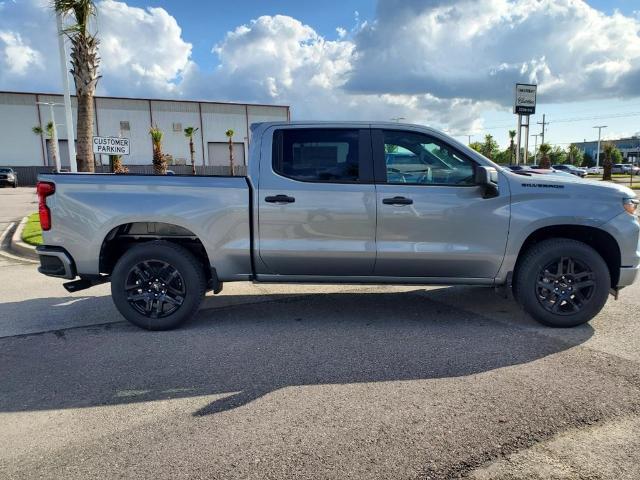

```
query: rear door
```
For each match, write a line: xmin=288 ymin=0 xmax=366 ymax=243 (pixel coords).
xmin=257 ymin=126 xmax=377 ymax=276
xmin=372 ymin=128 xmax=510 ymax=279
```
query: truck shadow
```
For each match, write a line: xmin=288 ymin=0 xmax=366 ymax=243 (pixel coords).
xmin=0 ymin=287 xmax=594 ymax=416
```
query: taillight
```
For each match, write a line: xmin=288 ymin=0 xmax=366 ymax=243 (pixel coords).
xmin=37 ymin=181 xmax=55 ymax=231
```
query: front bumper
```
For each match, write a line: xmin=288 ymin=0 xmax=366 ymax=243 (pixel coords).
xmin=36 ymin=246 xmax=76 ymax=280
xmin=618 ymin=265 xmax=640 ymax=288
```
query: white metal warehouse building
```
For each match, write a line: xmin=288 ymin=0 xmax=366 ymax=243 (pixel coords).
xmin=0 ymin=91 xmax=290 ymax=169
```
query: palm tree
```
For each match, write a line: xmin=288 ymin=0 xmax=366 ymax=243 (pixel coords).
xmin=53 ymin=0 xmax=100 ymax=173
xmin=538 ymin=143 xmax=552 ymax=169
xmin=602 ymin=142 xmax=614 ymax=181
xmin=508 ymin=130 xmax=516 ymax=163
xmin=225 ymin=129 xmax=235 ymax=175
xmin=184 ymin=126 xmax=199 ymax=175
xmin=109 ymin=154 xmax=128 ymax=174
xmin=149 ymin=125 xmax=166 ymax=175
xmin=32 ymin=122 xmax=59 ymax=169
xmin=567 ymin=144 xmax=583 ymax=166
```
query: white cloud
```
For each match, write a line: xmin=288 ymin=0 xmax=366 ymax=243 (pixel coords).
xmin=0 ymin=30 xmax=42 ymax=75
xmin=347 ymin=0 xmax=640 ymax=105
xmin=0 ymin=0 xmax=192 ymax=95
xmin=97 ymin=0 xmax=193 ymax=95
xmin=182 ymin=14 xmax=486 ymax=131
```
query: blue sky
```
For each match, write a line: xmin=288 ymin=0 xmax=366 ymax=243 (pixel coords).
xmin=1 ymin=0 xmax=640 ymax=149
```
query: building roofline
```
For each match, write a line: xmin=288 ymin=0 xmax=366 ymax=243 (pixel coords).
xmin=573 ymin=137 xmax=640 ymax=144
xmin=0 ymin=90 xmax=290 ymax=110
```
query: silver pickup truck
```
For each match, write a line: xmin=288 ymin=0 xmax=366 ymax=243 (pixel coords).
xmin=36 ymin=121 xmax=639 ymax=330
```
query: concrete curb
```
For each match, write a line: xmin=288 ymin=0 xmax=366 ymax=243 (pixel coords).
xmin=10 ymin=216 xmax=38 ymax=260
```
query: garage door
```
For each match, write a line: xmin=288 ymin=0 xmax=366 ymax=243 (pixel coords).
xmin=207 ymin=142 xmax=245 ymax=167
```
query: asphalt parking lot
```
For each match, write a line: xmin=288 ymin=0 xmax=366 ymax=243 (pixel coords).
xmin=1 ymin=187 xmax=639 ymax=479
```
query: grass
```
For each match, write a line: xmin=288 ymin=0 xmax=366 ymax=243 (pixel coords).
xmin=21 ymin=212 xmax=43 ymax=246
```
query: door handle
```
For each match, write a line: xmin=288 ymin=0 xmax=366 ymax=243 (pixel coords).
xmin=265 ymin=194 xmax=295 ymax=204
xmin=382 ymin=196 xmax=413 ymax=205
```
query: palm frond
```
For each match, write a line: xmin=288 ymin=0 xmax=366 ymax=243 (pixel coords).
xmin=53 ymin=0 xmax=96 ymax=36
xmin=149 ymin=125 xmax=163 ymax=144
xmin=184 ymin=126 xmax=199 ymax=138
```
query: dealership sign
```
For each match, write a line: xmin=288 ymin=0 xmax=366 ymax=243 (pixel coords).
xmin=514 ymin=83 xmax=537 ymax=115
xmin=93 ymin=136 xmax=130 ymax=155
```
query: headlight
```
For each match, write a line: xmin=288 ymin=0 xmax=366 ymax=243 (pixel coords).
xmin=623 ymin=198 xmax=639 ymax=215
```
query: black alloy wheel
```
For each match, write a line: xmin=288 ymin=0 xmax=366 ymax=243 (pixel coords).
xmin=535 ymin=256 xmax=595 ymax=315
xmin=125 ymin=260 xmax=186 ymax=318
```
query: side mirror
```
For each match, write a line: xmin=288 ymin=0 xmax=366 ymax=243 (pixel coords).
xmin=475 ymin=166 xmax=499 ymax=198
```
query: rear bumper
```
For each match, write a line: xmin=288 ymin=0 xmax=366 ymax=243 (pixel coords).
xmin=36 ymin=246 xmax=76 ymax=280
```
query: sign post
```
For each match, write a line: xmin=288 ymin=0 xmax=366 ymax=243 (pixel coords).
xmin=514 ymin=83 xmax=537 ymax=165
xmin=92 ymin=136 xmax=130 ymax=156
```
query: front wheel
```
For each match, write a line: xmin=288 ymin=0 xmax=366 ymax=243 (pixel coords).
xmin=514 ymin=238 xmax=610 ymax=327
xmin=111 ymin=240 xmax=206 ymax=330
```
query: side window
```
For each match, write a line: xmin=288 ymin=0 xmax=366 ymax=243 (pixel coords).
xmin=274 ymin=129 xmax=360 ymax=183
xmin=383 ymin=130 xmax=475 ymax=186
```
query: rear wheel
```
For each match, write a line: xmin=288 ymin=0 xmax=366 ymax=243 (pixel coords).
xmin=111 ymin=241 xmax=206 ymax=330
xmin=514 ymin=238 xmax=610 ymax=327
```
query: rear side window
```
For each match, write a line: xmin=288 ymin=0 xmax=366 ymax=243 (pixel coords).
xmin=273 ymin=129 xmax=360 ymax=183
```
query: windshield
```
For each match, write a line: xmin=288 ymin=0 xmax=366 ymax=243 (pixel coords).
xmin=0 ymin=168 xmax=12 ymax=173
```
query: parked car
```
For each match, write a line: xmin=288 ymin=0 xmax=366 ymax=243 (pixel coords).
xmin=551 ymin=164 xmax=588 ymax=178
xmin=612 ymin=164 xmax=640 ymax=175
xmin=0 ymin=167 xmax=18 ymax=187
xmin=35 ymin=121 xmax=639 ymax=330
xmin=586 ymin=166 xmax=603 ymax=175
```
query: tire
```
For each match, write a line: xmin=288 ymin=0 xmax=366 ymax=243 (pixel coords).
xmin=514 ymin=238 xmax=610 ymax=327
xmin=111 ymin=240 xmax=206 ymax=330
xmin=12 ymin=181 xmax=17 ymax=188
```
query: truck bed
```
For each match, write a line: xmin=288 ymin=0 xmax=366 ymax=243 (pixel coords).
xmin=38 ymin=173 xmax=253 ymax=280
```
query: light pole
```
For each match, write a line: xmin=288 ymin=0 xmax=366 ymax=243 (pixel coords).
xmin=532 ymin=134 xmax=541 ymax=163
xmin=593 ymin=125 xmax=607 ymax=168
xmin=56 ymin=12 xmax=77 ymax=173
xmin=36 ymin=102 xmax=64 ymax=172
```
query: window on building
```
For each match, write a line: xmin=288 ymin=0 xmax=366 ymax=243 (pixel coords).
xmin=172 ymin=122 xmax=183 ymax=132
xmin=119 ymin=121 xmax=130 ymax=132
xmin=273 ymin=129 xmax=360 ymax=183
xmin=382 ymin=130 xmax=475 ymax=185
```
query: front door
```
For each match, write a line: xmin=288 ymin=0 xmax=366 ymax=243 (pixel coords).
xmin=372 ymin=128 xmax=510 ymax=279
xmin=257 ymin=127 xmax=376 ymax=276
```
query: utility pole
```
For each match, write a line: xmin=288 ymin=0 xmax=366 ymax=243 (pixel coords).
xmin=36 ymin=102 xmax=63 ymax=172
xmin=466 ymin=134 xmax=472 ymax=145
xmin=56 ymin=12 xmax=77 ymax=173
xmin=593 ymin=125 xmax=607 ymax=168
xmin=537 ymin=114 xmax=547 ymax=145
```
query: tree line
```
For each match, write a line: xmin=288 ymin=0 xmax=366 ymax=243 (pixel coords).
xmin=468 ymin=133 xmax=624 ymax=169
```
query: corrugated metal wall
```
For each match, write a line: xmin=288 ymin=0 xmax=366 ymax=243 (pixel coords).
xmin=95 ymin=97 xmax=152 ymax=166
xmin=0 ymin=93 xmax=43 ymax=167
xmin=0 ymin=92 xmax=289 ymax=168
